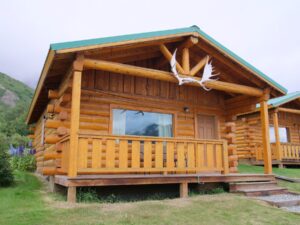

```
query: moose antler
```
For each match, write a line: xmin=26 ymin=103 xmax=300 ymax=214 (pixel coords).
xmin=170 ymin=49 xmax=218 ymax=90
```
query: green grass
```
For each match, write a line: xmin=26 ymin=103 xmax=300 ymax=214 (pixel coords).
xmin=278 ymin=181 xmax=300 ymax=193
xmin=238 ymin=164 xmax=300 ymax=178
xmin=0 ymin=171 xmax=52 ymax=225
xmin=0 ymin=171 xmax=299 ymax=225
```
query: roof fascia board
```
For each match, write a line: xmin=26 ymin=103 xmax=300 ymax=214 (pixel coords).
xmin=26 ymin=49 xmax=55 ymax=124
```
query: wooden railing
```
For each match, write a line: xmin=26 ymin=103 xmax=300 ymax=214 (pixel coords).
xmin=279 ymin=143 xmax=300 ymax=160
xmin=257 ymin=143 xmax=300 ymax=161
xmin=255 ymin=143 xmax=277 ymax=161
xmin=59 ymin=134 xmax=229 ymax=175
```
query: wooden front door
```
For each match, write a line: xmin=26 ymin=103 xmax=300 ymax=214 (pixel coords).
xmin=197 ymin=114 xmax=217 ymax=139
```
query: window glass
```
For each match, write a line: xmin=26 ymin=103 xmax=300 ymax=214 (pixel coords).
xmin=269 ymin=126 xmax=289 ymax=143
xmin=112 ymin=109 xmax=173 ymax=137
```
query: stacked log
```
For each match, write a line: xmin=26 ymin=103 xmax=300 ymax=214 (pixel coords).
xmin=225 ymin=122 xmax=238 ymax=173
xmin=37 ymin=86 xmax=72 ymax=176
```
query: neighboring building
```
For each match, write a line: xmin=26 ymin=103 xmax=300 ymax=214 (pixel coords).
xmin=26 ymin=26 xmax=287 ymax=202
xmin=236 ymin=92 xmax=300 ymax=166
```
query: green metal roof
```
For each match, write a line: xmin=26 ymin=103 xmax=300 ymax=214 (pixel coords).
xmin=268 ymin=91 xmax=300 ymax=107
xmin=50 ymin=25 xmax=287 ymax=94
xmin=256 ymin=91 xmax=300 ymax=108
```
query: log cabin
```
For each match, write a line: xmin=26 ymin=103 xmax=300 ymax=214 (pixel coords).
xmin=236 ymin=91 xmax=300 ymax=167
xmin=26 ymin=26 xmax=288 ymax=202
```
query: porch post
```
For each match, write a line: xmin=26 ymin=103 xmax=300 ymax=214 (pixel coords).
xmin=273 ymin=109 xmax=282 ymax=161
xmin=68 ymin=55 xmax=84 ymax=179
xmin=260 ymin=90 xmax=272 ymax=174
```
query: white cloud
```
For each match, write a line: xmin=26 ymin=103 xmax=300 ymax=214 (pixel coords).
xmin=0 ymin=0 xmax=299 ymax=92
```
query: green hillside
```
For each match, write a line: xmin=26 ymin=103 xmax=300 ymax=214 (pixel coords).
xmin=0 ymin=72 xmax=34 ymax=137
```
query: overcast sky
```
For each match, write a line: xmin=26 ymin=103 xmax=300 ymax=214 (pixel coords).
xmin=0 ymin=0 xmax=299 ymax=93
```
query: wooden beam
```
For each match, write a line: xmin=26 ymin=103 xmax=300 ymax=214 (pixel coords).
xmin=155 ymin=37 xmax=198 ymax=70
xmin=182 ymin=48 xmax=190 ymax=74
xmin=273 ymin=110 xmax=282 ymax=161
xmin=260 ymin=91 xmax=272 ymax=174
xmin=68 ymin=55 xmax=83 ymax=178
xmin=159 ymin=44 xmax=185 ymax=74
xmin=278 ymin=107 xmax=300 ymax=115
xmin=178 ymin=36 xmax=198 ymax=50
xmin=83 ymin=58 xmax=264 ymax=97
xmin=48 ymin=90 xmax=59 ymax=99
xmin=190 ymin=55 xmax=209 ymax=76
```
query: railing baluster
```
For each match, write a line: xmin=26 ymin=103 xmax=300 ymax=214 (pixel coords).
xmin=119 ymin=140 xmax=128 ymax=169
xmin=166 ymin=142 xmax=175 ymax=170
xmin=131 ymin=140 xmax=140 ymax=168
xmin=78 ymin=138 xmax=88 ymax=169
xmin=177 ymin=142 xmax=185 ymax=169
xmin=187 ymin=143 xmax=195 ymax=169
xmin=144 ymin=141 xmax=152 ymax=169
xmin=196 ymin=143 xmax=205 ymax=170
xmin=207 ymin=143 xmax=214 ymax=169
xmin=92 ymin=139 xmax=101 ymax=168
xmin=215 ymin=144 xmax=222 ymax=170
xmin=106 ymin=140 xmax=115 ymax=168
xmin=155 ymin=141 xmax=163 ymax=169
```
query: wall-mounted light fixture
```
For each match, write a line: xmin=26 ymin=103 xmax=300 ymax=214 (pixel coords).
xmin=183 ymin=107 xmax=190 ymax=113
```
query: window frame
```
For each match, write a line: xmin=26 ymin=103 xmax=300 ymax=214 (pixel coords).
xmin=269 ymin=125 xmax=291 ymax=143
xmin=109 ymin=104 xmax=177 ymax=138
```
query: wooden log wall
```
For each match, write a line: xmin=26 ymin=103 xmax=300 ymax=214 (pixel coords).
xmin=30 ymin=73 xmax=73 ymax=176
xmin=80 ymin=67 xmax=227 ymax=139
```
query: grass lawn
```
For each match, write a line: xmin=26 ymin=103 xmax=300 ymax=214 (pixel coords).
xmin=0 ymin=171 xmax=299 ymax=225
xmin=238 ymin=164 xmax=300 ymax=178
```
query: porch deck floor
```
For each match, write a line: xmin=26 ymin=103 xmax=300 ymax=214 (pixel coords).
xmin=253 ymin=160 xmax=300 ymax=166
xmin=55 ymin=173 xmax=275 ymax=187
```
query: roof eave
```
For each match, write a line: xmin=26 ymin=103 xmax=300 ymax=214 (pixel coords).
xmin=26 ymin=49 xmax=55 ymax=124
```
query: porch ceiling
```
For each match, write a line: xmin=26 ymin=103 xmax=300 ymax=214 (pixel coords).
xmin=27 ymin=26 xmax=287 ymax=124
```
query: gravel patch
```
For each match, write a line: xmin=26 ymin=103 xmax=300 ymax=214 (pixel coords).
xmin=256 ymin=194 xmax=300 ymax=203
xmin=282 ymin=206 xmax=300 ymax=213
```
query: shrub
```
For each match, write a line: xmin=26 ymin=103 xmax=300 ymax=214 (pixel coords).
xmin=77 ymin=188 xmax=100 ymax=202
xmin=10 ymin=154 xmax=36 ymax=172
xmin=10 ymin=145 xmax=36 ymax=172
xmin=0 ymin=134 xmax=14 ymax=187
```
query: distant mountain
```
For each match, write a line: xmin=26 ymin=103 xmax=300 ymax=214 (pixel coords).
xmin=0 ymin=72 xmax=33 ymax=107
xmin=0 ymin=72 xmax=34 ymax=136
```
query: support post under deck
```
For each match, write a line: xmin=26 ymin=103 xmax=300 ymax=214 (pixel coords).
xmin=67 ymin=186 xmax=77 ymax=203
xmin=180 ymin=182 xmax=188 ymax=198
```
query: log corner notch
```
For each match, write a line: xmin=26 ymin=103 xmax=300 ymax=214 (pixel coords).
xmin=225 ymin=121 xmax=238 ymax=173
xmin=260 ymin=88 xmax=272 ymax=174
xmin=68 ymin=54 xmax=84 ymax=178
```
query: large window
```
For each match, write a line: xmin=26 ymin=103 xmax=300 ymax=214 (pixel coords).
xmin=269 ymin=126 xmax=290 ymax=143
xmin=112 ymin=109 xmax=173 ymax=137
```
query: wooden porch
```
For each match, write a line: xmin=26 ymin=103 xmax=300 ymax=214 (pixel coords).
xmin=54 ymin=172 xmax=276 ymax=203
